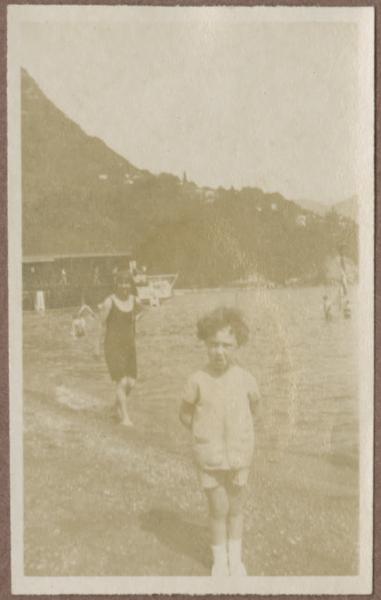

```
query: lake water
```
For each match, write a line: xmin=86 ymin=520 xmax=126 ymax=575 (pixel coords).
xmin=23 ymin=286 xmax=359 ymax=576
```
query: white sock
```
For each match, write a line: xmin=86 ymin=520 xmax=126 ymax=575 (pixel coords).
xmin=228 ymin=539 xmax=242 ymax=566
xmin=212 ymin=543 xmax=227 ymax=565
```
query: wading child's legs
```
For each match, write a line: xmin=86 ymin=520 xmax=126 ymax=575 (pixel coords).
xmin=206 ymin=485 xmax=229 ymax=575
xmin=226 ymin=482 xmax=247 ymax=575
xmin=116 ymin=376 xmax=136 ymax=426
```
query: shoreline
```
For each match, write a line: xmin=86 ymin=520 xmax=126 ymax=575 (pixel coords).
xmin=174 ymin=282 xmax=356 ymax=295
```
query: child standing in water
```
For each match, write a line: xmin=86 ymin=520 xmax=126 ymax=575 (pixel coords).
xmin=99 ymin=270 xmax=143 ymax=426
xmin=179 ymin=307 xmax=261 ymax=576
xmin=71 ymin=303 xmax=97 ymax=338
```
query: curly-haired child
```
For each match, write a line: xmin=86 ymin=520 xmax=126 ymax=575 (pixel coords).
xmin=179 ymin=306 xmax=261 ymax=576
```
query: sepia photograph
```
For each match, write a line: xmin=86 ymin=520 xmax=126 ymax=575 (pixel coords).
xmin=7 ymin=5 xmax=374 ymax=595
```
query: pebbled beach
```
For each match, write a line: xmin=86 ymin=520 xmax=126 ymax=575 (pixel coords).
xmin=23 ymin=287 xmax=358 ymax=576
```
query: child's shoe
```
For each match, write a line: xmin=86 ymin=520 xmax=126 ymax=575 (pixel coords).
xmin=229 ymin=560 xmax=247 ymax=576
xmin=211 ymin=560 xmax=230 ymax=576
xmin=211 ymin=544 xmax=229 ymax=576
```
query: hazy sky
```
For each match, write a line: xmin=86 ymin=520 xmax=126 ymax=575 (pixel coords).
xmin=19 ymin=13 xmax=360 ymax=204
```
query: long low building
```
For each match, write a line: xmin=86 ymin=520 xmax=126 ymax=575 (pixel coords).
xmin=23 ymin=252 xmax=132 ymax=310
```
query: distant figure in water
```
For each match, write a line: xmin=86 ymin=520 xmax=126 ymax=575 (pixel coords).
xmin=336 ymin=248 xmax=349 ymax=312
xmin=71 ymin=304 xmax=96 ymax=338
xmin=339 ymin=254 xmax=349 ymax=297
xmin=343 ymin=298 xmax=351 ymax=319
xmin=324 ymin=247 xmax=352 ymax=321
xmin=98 ymin=270 xmax=144 ymax=427
xmin=323 ymin=295 xmax=333 ymax=321
xmin=179 ymin=307 xmax=261 ymax=576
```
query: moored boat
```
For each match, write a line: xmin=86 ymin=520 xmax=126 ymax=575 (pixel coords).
xmin=135 ymin=274 xmax=178 ymax=305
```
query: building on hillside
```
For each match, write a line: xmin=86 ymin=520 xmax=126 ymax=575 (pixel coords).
xmin=204 ymin=189 xmax=217 ymax=204
xmin=296 ymin=214 xmax=307 ymax=227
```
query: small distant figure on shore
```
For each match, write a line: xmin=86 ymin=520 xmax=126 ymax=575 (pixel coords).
xmin=71 ymin=304 xmax=96 ymax=338
xmin=93 ymin=265 xmax=101 ymax=286
xmin=34 ymin=290 xmax=46 ymax=314
xmin=323 ymin=295 xmax=333 ymax=321
xmin=60 ymin=268 xmax=68 ymax=286
xmin=98 ymin=270 xmax=144 ymax=427
xmin=179 ymin=307 xmax=261 ymax=576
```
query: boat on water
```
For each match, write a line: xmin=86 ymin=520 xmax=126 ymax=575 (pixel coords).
xmin=135 ymin=274 xmax=178 ymax=305
xmin=22 ymin=252 xmax=178 ymax=311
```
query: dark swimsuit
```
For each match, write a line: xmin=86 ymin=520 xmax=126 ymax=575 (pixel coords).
xmin=104 ymin=298 xmax=137 ymax=382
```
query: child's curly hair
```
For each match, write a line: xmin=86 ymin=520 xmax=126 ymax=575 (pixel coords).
xmin=197 ymin=306 xmax=249 ymax=347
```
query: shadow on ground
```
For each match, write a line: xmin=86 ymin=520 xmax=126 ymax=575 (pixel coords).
xmin=140 ymin=508 xmax=209 ymax=567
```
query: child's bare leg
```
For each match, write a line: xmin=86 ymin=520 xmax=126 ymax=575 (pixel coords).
xmin=206 ymin=485 xmax=229 ymax=575
xmin=116 ymin=376 xmax=135 ymax=426
xmin=227 ymin=484 xmax=247 ymax=575
xmin=227 ymin=484 xmax=246 ymax=539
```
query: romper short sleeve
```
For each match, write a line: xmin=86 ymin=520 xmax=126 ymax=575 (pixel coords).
xmin=245 ymin=370 xmax=260 ymax=398
xmin=182 ymin=374 xmax=199 ymax=405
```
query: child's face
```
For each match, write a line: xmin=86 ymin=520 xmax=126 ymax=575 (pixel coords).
xmin=117 ymin=280 xmax=132 ymax=299
xmin=206 ymin=326 xmax=238 ymax=373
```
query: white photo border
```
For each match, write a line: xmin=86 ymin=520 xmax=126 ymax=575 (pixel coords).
xmin=7 ymin=5 xmax=375 ymax=595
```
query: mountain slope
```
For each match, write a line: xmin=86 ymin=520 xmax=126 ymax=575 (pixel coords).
xmin=22 ymin=69 xmax=358 ymax=286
